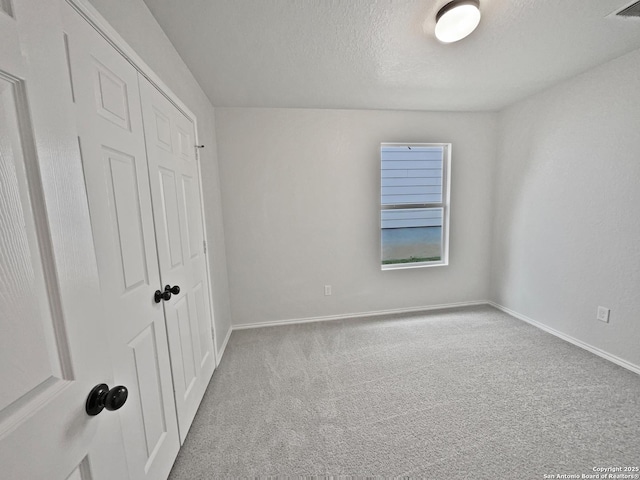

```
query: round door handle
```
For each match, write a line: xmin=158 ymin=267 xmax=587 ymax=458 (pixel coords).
xmin=165 ymin=285 xmax=180 ymax=295
xmin=154 ymin=289 xmax=172 ymax=303
xmin=86 ymin=383 xmax=128 ymax=416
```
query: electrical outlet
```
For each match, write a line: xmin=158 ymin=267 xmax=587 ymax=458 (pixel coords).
xmin=597 ymin=306 xmax=610 ymax=323
xmin=324 ymin=285 xmax=332 ymax=296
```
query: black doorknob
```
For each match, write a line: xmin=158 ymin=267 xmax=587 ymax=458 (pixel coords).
xmin=86 ymin=383 xmax=128 ymax=416
xmin=154 ymin=289 xmax=171 ymax=303
xmin=165 ymin=285 xmax=180 ymax=295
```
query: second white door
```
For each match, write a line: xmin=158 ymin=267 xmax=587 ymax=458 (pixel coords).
xmin=139 ymin=77 xmax=216 ymax=443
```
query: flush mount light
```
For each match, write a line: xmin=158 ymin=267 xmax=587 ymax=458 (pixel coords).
xmin=435 ymin=0 xmax=481 ymax=43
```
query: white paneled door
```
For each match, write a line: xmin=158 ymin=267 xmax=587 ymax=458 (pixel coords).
xmin=62 ymin=2 xmax=180 ymax=479
xmin=0 ymin=1 xmax=128 ymax=478
xmin=139 ymin=78 xmax=216 ymax=443
xmin=1 ymin=1 xmax=216 ymax=476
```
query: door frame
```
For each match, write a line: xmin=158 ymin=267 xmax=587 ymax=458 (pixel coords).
xmin=65 ymin=0 xmax=220 ymax=366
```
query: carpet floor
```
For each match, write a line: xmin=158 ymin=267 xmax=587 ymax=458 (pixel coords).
xmin=168 ymin=305 xmax=640 ymax=479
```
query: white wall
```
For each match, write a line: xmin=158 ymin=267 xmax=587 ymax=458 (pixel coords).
xmin=86 ymin=0 xmax=232 ymax=353
xmin=215 ymin=108 xmax=497 ymax=326
xmin=491 ymin=47 xmax=640 ymax=367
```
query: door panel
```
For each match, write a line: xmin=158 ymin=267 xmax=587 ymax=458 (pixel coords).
xmin=139 ymin=77 xmax=216 ymax=443
xmin=104 ymin=147 xmax=150 ymax=291
xmin=128 ymin=323 xmax=167 ymax=462
xmin=175 ymin=295 xmax=198 ymax=395
xmin=153 ymin=108 xmax=173 ymax=151
xmin=0 ymin=77 xmax=62 ymax=410
xmin=182 ymin=174 xmax=202 ymax=259
xmin=176 ymin=126 xmax=192 ymax=159
xmin=0 ymin=60 xmax=71 ymax=437
xmin=193 ymin=282 xmax=211 ymax=367
xmin=92 ymin=59 xmax=132 ymax=130
xmin=63 ymin=3 xmax=180 ymax=479
xmin=1 ymin=1 xmax=126 ymax=478
xmin=158 ymin=168 xmax=184 ymax=268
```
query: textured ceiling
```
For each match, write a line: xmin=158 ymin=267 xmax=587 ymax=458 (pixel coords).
xmin=142 ymin=0 xmax=640 ymax=111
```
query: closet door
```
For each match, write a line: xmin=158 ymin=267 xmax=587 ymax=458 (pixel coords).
xmin=62 ymin=3 xmax=180 ymax=479
xmin=139 ymin=77 xmax=216 ymax=443
xmin=0 ymin=1 xmax=129 ymax=478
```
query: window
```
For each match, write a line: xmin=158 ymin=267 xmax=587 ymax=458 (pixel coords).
xmin=380 ymin=143 xmax=450 ymax=269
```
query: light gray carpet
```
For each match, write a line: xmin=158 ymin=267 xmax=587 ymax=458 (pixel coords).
xmin=169 ymin=306 xmax=640 ymax=479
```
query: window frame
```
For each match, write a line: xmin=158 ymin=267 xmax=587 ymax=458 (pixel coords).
xmin=380 ymin=142 xmax=451 ymax=270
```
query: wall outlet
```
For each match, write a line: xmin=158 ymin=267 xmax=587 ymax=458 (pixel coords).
xmin=597 ymin=306 xmax=610 ymax=323
xmin=324 ymin=285 xmax=332 ymax=296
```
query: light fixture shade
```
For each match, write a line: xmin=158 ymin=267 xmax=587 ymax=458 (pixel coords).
xmin=435 ymin=0 xmax=481 ymax=43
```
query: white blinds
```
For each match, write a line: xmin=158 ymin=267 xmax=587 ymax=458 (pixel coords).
xmin=381 ymin=146 xmax=443 ymax=206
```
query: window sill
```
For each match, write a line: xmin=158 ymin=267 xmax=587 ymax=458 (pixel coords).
xmin=381 ymin=260 xmax=448 ymax=271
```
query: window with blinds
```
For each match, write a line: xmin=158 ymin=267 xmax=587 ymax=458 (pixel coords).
xmin=381 ymin=143 xmax=450 ymax=269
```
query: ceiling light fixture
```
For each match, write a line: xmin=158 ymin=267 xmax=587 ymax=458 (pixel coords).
xmin=435 ymin=0 xmax=481 ymax=43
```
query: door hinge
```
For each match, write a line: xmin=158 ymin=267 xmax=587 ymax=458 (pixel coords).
xmin=203 ymin=240 xmax=207 ymax=254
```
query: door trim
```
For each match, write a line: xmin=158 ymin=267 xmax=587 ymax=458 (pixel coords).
xmin=65 ymin=0 xmax=220 ymax=366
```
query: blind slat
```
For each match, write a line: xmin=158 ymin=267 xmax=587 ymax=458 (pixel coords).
xmin=382 ymin=218 xmax=443 ymax=228
xmin=382 ymin=177 xmax=442 ymax=187
xmin=382 ymin=186 xmax=442 ymax=196
xmin=381 ymin=208 xmax=443 ymax=220
xmin=381 ymin=146 xmax=444 ymax=153
xmin=381 ymin=169 xmax=442 ymax=178
xmin=381 ymin=160 xmax=442 ymax=170
xmin=381 ymin=151 xmax=443 ymax=161
xmin=382 ymin=194 xmax=442 ymax=204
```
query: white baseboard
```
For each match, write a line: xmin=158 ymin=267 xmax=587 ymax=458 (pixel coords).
xmin=232 ymin=300 xmax=488 ymax=331
xmin=216 ymin=326 xmax=232 ymax=366
xmin=488 ymin=301 xmax=640 ymax=376
xmin=219 ymin=300 xmax=640 ymax=377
